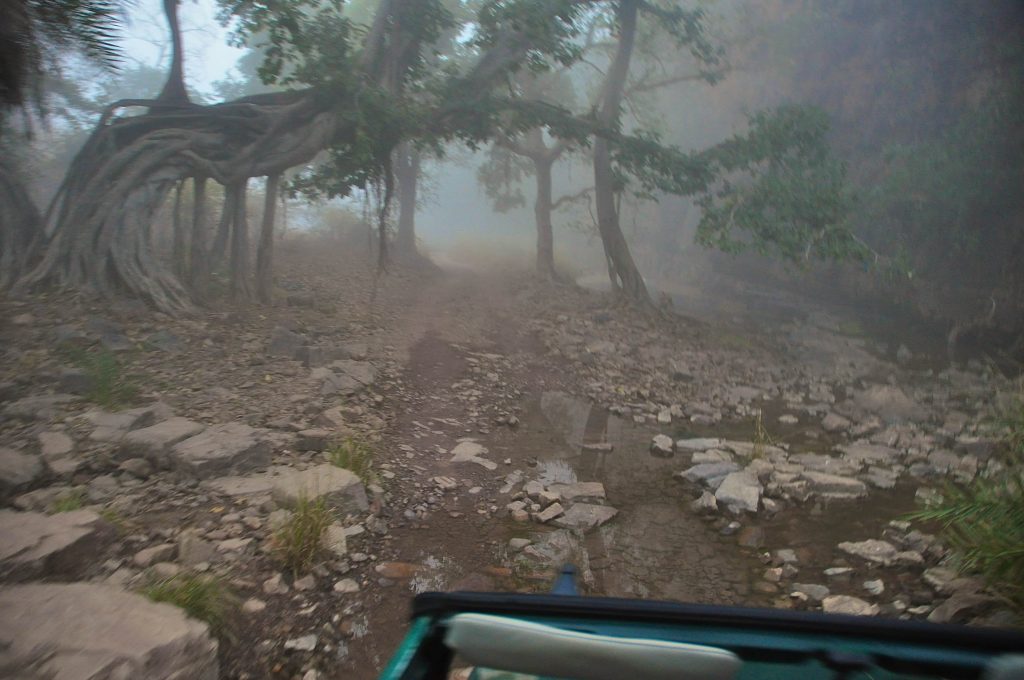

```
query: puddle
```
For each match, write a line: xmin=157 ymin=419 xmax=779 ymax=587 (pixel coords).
xmin=505 ymin=391 xmax=925 ymax=609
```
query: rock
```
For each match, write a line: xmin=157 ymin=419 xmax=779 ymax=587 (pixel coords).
xmin=0 ymin=447 xmax=45 ymax=499
xmin=801 ymin=471 xmax=867 ymax=498
xmin=120 ymin=418 xmax=206 ymax=460
xmin=657 ymin=409 xmax=672 ymax=424
xmin=37 ymin=431 xmax=73 ymax=459
xmin=3 ymin=394 xmax=77 ymax=421
xmin=862 ymin=466 xmax=898 ymax=489
xmin=822 ymin=595 xmax=879 ymax=616
xmin=296 ymin=429 xmax=333 ymax=452
xmin=690 ymin=490 xmax=718 ymax=514
xmin=821 ymin=413 xmax=851 ymax=433
xmin=838 ymin=539 xmax=898 ymax=566
xmin=284 ymin=634 xmax=318 ymax=652
xmin=546 ymin=481 xmax=606 ymax=502
xmin=316 ymin=360 xmax=376 ymax=396
xmin=333 ymin=578 xmax=359 ymax=593
xmin=293 ymin=575 xmax=316 ymax=591
xmin=0 ymin=583 xmax=218 ymax=679
xmin=927 ymin=591 xmax=998 ymax=624
xmin=791 ymin=583 xmax=830 ymax=603
xmin=824 ymin=567 xmax=853 ymax=578
xmin=177 ymin=529 xmax=218 ymax=567
xmin=677 ymin=462 xmax=740 ymax=488
xmin=535 ymin=502 xmax=565 ymax=523
xmin=0 ymin=509 xmax=114 ymax=581
xmin=837 ymin=442 xmax=900 ymax=466
xmin=434 ymin=476 xmax=459 ymax=491
xmin=263 ymin=573 xmax=289 ymax=595
xmin=773 ymin=549 xmax=798 ymax=565
xmin=675 ymin=438 xmax=723 ymax=452
xmin=268 ymin=327 xmax=307 ymax=359
xmin=852 ymin=385 xmax=926 ymax=423
xmin=736 ymin=526 xmax=765 ymax=548
xmin=450 ymin=440 xmax=497 ymax=470
xmin=896 ymin=344 xmax=913 ymax=364
xmin=922 ymin=567 xmax=980 ymax=595
xmin=325 ymin=524 xmax=348 ymax=558
xmin=134 ymin=543 xmax=176 ymax=568
xmin=778 ymin=414 xmax=799 ymax=425
xmin=146 ymin=330 xmax=184 ymax=353
xmin=119 ymin=457 xmax=154 ymax=479
xmin=552 ymin=503 xmax=617 ymax=530
xmin=508 ymin=538 xmax=531 ymax=552
xmin=714 ymin=472 xmax=761 ymax=513
xmin=58 ymin=367 xmax=93 ymax=394
xmin=375 ymin=562 xmax=420 ymax=579
xmin=270 ymin=464 xmax=368 ymax=513
xmin=650 ymin=434 xmax=674 ymax=456
xmin=242 ymin=598 xmax=267 ymax=614
xmin=315 ymin=407 xmax=348 ymax=431
xmin=863 ymin=579 xmax=885 ymax=596
xmin=170 ymin=423 xmax=273 ymax=478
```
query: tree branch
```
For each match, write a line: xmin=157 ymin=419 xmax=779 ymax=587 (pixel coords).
xmin=552 ymin=186 xmax=595 ymax=210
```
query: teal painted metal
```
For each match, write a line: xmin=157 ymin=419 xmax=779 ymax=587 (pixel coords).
xmin=379 ymin=616 xmax=432 ymax=680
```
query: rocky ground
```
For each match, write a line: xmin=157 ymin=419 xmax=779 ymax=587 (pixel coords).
xmin=0 ymin=236 xmax=1019 ymax=679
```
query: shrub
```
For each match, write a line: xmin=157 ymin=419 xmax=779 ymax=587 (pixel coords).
xmin=62 ymin=346 xmax=138 ymax=409
xmin=49 ymin=489 xmax=85 ymax=513
xmin=326 ymin=437 xmax=375 ymax=480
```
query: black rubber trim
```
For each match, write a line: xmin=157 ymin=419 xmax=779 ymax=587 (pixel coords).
xmin=411 ymin=591 xmax=1024 ymax=652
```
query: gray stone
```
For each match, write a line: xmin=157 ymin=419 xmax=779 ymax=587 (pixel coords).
xmin=146 ymin=330 xmax=184 ymax=353
xmin=852 ymin=385 xmax=927 ymax=423
xmin=296 ymin=429 xmax=333 ymax=452
xmin=333 ymin=578 xmax=360 ymax=593
xmin=508 ymin=538 xmax=532 ymax=552
xmin=0 ymin=583 xmax=218 ymax=679
xmin=268 ymin=327 xmax=307 ymax=359
xmin=650 ymin=434 xmax=674 ymax=457
xmin=119 ymin=457 xmax=153 ymax=479
xmin=862 ymin=466 xmax=898 ymax=489
xmin=690 ymin=490 xmax=718 ymax=514
xmin=120 ymin=418 xmax=205 ymax=460
xmin=170 ymin=423 xmax=273 ymax=477
xmin=791 ymin=583 xmax=830 ymax=602
xmin=242 ymin=598 xmax=266 ymax=614
xmin=0 ymin=447 xmax=44 ymax=499
xmin=552 ymin=503 xmax=618 ymax=530
xmin=675 ymin=438 xmax=723 ymax=452
xmin=534 ymin=502 xmax=564 ymax=523
xmin=714 ymin=472 xmax=761 ymax=513
xmin=58 ymin=367 xmax=93 ymax=394
xmin=37 ymin=431 xmax=74 ymax=459
xmin=0 ymin=510 xmax=114 ymax=581
xmin=325 ymin=524 xmax=348 ymax=558
xmin=3 ymin=394 xmax=77 ymax=421
xmin=801 ymin=471 xmax=867 ymax=498
xmin=177 ymin=529 xmax=218 ymax=567
xmin=134 ymin=543 xmax=176 ymax=568
xmin=823 ymin=595 xmax=879 ymax=616
xmin=837 ymin=442 xmax=900 ymax=466
xmin=284 ymin=634 xmax=318 ymax=652
xmin=927 ymin=591 xmax=998 ymax=624
xmin=450 ymin=440 xmax=496 ymax=470
xmin=270 ymin=464 xmax=368 ymax=513
xmin=677 ymin=462 xmax=740 ymax=488
xmin=821 ymin=413 xmax=851 ymax=432
xmin=546 ymin=481 xmax=606 ymax=502
xmin=863 ymin=579 xmax=885 ymax=596
xmin=838 ymin=539 xmax=898 ymax=566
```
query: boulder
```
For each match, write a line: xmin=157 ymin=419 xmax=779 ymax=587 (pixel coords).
xmin=714 ymin=472 xmax=762 ymax=513
xmin=534 ymin=503 xmax=564 ymax=523
xmin=822 ymin=595 xmax=879 ymax=616
xmin=170 ymin=423 xmax=273 ymax=478
xmin=0 ymin=447 xmax=44 ymax=499
xmin=552 ymin=503 xmax=618 ymax=530
xmin=650 ymin=434 xmax=674 ymax=457
xmin=546 ymin=481 xmax=606 ymax=502
xmin=677 ymin=462 xmax=740 ymax=488
xmin=837 ymin=539 xmax=898 ymax=566
xmin=852 ymin=385 xmax=927 ymax=423
xmin=801 ymin=471 xmax=867 ymax=498
xmin=270 ymin=464 xmax=368 ymax=513
xmin=120 ymin=418 xmax=205 ymax=460
xmin=0 ymin=510 xmax=114 ymax=581
xmin=0 ymin=583 xmax=218 ymax=679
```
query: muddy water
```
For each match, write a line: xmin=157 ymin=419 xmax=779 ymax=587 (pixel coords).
xmin=514 ymin=391 xmax=923 ymax=609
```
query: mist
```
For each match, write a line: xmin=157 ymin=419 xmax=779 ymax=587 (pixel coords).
xmin=1 ymin=0 xmax=1023 ymax=677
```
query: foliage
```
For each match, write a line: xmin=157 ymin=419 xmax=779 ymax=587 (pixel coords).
xmin=143 ymin=573 xmax=240 ymax=640
xmin=62 ymin=346 xmax=138 ymax=410
xmin=907 ymin=393 xmax=1024 ymax=616
xmin=0 ymin=0 xmax=124 ymax=124
xmin=49 ymin=488 xmax=85 ymax=513
xmin=271 ymin=495 xmax=333 ymax=576
xmin=327 ymin=437 xmax=375 ymax=480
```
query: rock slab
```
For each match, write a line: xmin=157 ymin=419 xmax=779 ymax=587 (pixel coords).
xmin=0 ymin=509 xmax=114 ymax=581
xmin=270 ymin=464 xmax=368 ymax=513
xmin=0 ymin=583 xmax=218 ymax=680
xmin=170 ymin=423 xmax=273 ymax=477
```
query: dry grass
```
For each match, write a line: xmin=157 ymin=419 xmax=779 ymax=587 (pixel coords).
xmin=271 ymin=494 xmax=334 ymax=576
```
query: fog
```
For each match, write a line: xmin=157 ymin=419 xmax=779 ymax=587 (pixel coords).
xmin=2 ymin=0 xmax=1023 ymax=677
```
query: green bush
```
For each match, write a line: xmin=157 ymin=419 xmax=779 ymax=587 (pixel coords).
xmin=326 ymin=436 xmax=375 ymax=480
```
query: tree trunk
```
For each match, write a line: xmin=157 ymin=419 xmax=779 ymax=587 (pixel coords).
xmin=395 ymin=142 xmax=419 ymax=256
xmin=229 ymin=179 xmax=252 ymax=301
xmin=155 ymin=0 xmax=189 ymax=105
xmin=534 ymin=158 xmax=555 ymax=278
xmin=0 ymin=159 xmax=41 ymax=289
xmin=189 ymin=175 xmax=209 ymax=298
xmin=256 ymin=173 xmax=280 ymax=303
xmin=592 ymin=0 xmax=651 ymax=306
xmin=211 ymin=186 xmax=232 ymax=267
xmin=171 ymin=180 xmax=186 ymax=278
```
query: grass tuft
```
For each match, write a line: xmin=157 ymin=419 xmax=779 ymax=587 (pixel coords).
xmin=62 ymin=346 xmax=139 ymax=409
xmin=326 ymin=436 xmax=375 ymax=480
xmin=271 ymin=495 xmax=334 ymax=577
xmin=49 ymin=489 xmax=86 ymax=513
xmin=143 ymin=573 xmax=239 ymax=640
